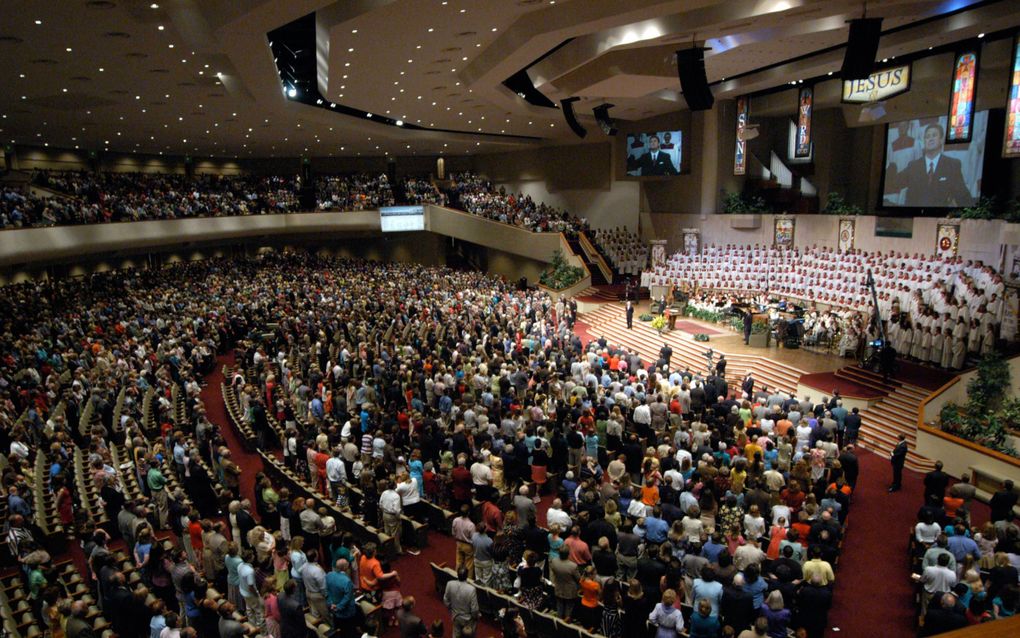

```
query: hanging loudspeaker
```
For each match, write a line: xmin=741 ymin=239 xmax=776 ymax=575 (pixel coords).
xmin=676 ymin=47 xmax=714 ymax=111
xmin=841 ymin=18 xmax=883 ymax=80
xmin=560 ymin=97 xmax=587 ymax=138
xmin=592 ymin=103 xmax=617 ymax=136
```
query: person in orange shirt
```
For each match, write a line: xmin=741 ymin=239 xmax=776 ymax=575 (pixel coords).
xmin=640 ymin=483 xmax=660 ymax=508
xmin=576 ymin=566 xmax=602 ymax=629
xmin=358 ymin=543 xmax=397 ymax=599
xmin=943 ymin=494 xmax=965 ymax=522
xmin=775 ymin=416 xmax=793 ymax=437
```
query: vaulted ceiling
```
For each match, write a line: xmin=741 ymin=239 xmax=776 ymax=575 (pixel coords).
xmin=0 ymin=0 xmax=1016 ymax=160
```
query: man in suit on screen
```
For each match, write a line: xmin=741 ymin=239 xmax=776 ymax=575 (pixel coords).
xmin=892 ymin=123 xmax=974 ymax=207
xmin=637 ymin=135 xmax=678 ymax=176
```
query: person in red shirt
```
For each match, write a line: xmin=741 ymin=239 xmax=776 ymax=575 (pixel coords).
xmin=451 ymin=456 xmax=473 ymax=513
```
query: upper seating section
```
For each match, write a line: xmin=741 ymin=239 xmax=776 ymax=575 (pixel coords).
xmin=441 ymin=172 xmax=588 ymax=234
xmin=316 ymin=173 xmax=395 ymax=210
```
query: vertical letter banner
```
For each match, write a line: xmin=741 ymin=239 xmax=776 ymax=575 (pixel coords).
xmin=774 ymin=217 xmax=795 ymax=249
xmin=735 ymin=96 xmax=749 ymax=175
xmin=649 ymin=240 xmax=668 ymax=268
xmin=682 ymin=229 xmax=700 ymax=255
xmin=947 ymin=50 xmax=979 ymax=144
xmin=838 ymin=218 xmax=856 ymax=252
xmin=935 ymin=223 xmax=960 ymax=258
xmin=795 ymin=86 xmax=813 ymax=158
xmin=1004 ymin=32 xmax=1020 ymax=157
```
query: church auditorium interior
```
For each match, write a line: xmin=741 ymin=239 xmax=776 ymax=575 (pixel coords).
xmin=6 ymin=2 xmax=1020 ymax=638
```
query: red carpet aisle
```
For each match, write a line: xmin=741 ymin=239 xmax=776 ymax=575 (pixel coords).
xmin=825 ymin=449 xmax=990 ymax=638
xmin=204 ymin=354 xmax=500 ymax=637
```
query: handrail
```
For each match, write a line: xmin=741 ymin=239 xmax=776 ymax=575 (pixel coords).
xmin=579 ymin=232 xmax=614 ymax=282
xmin=916 ymin=374 xmax=1020 ymax=469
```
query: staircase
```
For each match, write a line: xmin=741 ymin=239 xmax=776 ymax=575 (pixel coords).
xmin=839 ymin=365 xmax=936 ymax=472
xmin=567 ymin=237 xmax=607 ymax=285
xmin=579 ymin=303 xmax=804 ymax=396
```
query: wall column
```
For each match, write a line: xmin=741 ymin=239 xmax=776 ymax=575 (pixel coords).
xmin=698 ymin=106 xmax=721 ymax=215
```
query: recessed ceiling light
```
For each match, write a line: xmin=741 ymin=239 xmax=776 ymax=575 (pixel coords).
xmin=428 ymin=28 xmax=434 ymax=32
xmin=34 ymin=20 xmax=42 ymax=25
xmin=18 ymin=74 xmax=24 ymax=78
xmin=460 ymin=8 xmax=466 ymax=12
xmin=978 ymin=33 xmax=985 ymax=38
xmin=348 ymin=47 xmax=354 ymax=52
xmin=66 ymin=47 xmax=72 ymax=52
xmin=99 ymin=67 xmax=104 ymax=72
xmin=492 ymin=27 xmax=497 ymax=32
xmin=158 ymin=25 xmax=165 ymax=31
xmin=168 ymin=44 xmax=174 ymax=48
xmin=150 ymin=3 xmax=159 ymax=8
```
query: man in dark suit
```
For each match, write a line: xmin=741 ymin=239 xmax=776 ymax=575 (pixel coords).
xmin=65 ymin=601 xmax=96 ymax=638
xmin=636 ymin=135 xmax=678 ymax=176
xmin=715 ymin=355 xmax=727 ymax=378
xmin=741 ymin=373 xmax=754 ymax=399
xmin=659 ymin=343 xmax=672 ymax=368
xmin=625 ymin=301 xmax=634 ymax=329
xmin=896 ymin=123 xmax=974 ymax=207
xmin=923 ymin=461 xmax=951 ymax=504
xmin=889 ymin=434 xmax=909 ymax=493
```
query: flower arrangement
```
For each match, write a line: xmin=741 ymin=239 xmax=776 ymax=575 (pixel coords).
xmin=650 ymin=316 xmax=666 ymax=333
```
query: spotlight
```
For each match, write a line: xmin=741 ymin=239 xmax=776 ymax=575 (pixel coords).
xmin=396 ymin=120 xmax=404 ymax=126
xmin=287 ymin=86 xmax=297 ymax=98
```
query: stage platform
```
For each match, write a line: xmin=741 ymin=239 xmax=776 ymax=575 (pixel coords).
xmin=576 ymin=300 xmax=949 ymax=472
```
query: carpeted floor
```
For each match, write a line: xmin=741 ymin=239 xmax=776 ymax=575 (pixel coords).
xmin=889 ymin=360 xmax=957 ymax=391
xmin=799 ymin=372 xmax=885 ymax=400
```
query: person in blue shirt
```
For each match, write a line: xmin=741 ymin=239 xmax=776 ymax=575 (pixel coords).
xmin=740 ymin=564 xmax=769 ymax=609
xmin=688 ymin=598 xmax=721 ymax=638
xmin=584 ymin=432 xmax=599 ymax=460
xmin=326 ymin=558 xmax=357 ymax=625
xmin=946 ymin=523 xmax=981 ymax=563
xmin=644 ymin=507 xmax=670 ymax=545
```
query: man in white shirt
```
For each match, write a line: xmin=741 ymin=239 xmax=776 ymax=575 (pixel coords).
xmin=546 ymin=499 xmax=572 ymax=531
xmin=379 ymin=481 xmax=404 ymax=556
xmin=470 ymin=454 xmax=493 ymax=487
xmin=325 ymin=449 xmax=346 ymax=500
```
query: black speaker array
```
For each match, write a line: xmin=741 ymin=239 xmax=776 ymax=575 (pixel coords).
xmin=841 ymin=18 xmax=883 ymax=80
xmin=559 ymin=97 xmax=587 ymax=138
xmin=592 ymin=103 xmax=617 ymax=136
xmin=675 ymin=48 xmax=714 ymax=111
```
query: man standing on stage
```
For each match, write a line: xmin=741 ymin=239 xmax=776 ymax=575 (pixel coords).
xmin=889 ymin=434 xmax=908 ymax=493
xmin=626 ymin=301 xmax=634 ymax=329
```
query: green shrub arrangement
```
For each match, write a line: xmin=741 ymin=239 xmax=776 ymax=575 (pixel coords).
xmin=822 ymin=192 xmax=862 ymax=215
xmin=751 ymin=319 xmax=770 ymax=334
xmin=938 ymin=353 xmax=1020 ymax=457
xmin=721 ymin=191 xmax=768 ymax=214
xmin=638 ymin=313 xmax=654 ymax=322
xmin=693 ymin=333 xmax=710 ymax=342
xmin=946 ymin=196 xmax=1020 ymax=222
xmin=538 ymin=249 xmax=585 ymax=290
xmin=685 ymin=305 xmax=724 ymax=324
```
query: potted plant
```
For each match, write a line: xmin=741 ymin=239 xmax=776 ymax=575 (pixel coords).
xmin=650 ymin=315 xmax=666 ymax=334
xmin=538 ymin=249 xmax=585 ymax=290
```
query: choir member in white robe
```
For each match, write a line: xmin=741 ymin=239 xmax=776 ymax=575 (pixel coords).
xmin=911 ymin=326 xmax=925 ymax=360
xmin=951 ymin=337 xmax=967 ymax=370
xmin=919 ymin=327 xmax=931 ymax=362
xmin=930 ymin=328 xmax=944 ymax=365
xmin=981 ymin=323 xmax=995 ymax=356
xmin=940 ymin=331 xmax=954 ymax=368
xmin=967 ymin=320 xmax=982 ymax=354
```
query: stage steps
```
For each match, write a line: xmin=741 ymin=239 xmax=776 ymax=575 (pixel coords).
xmin=579 ymin=304 xmax=805 ymax=397
xmin=852 ymin=366 xmax=936 ymax=473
